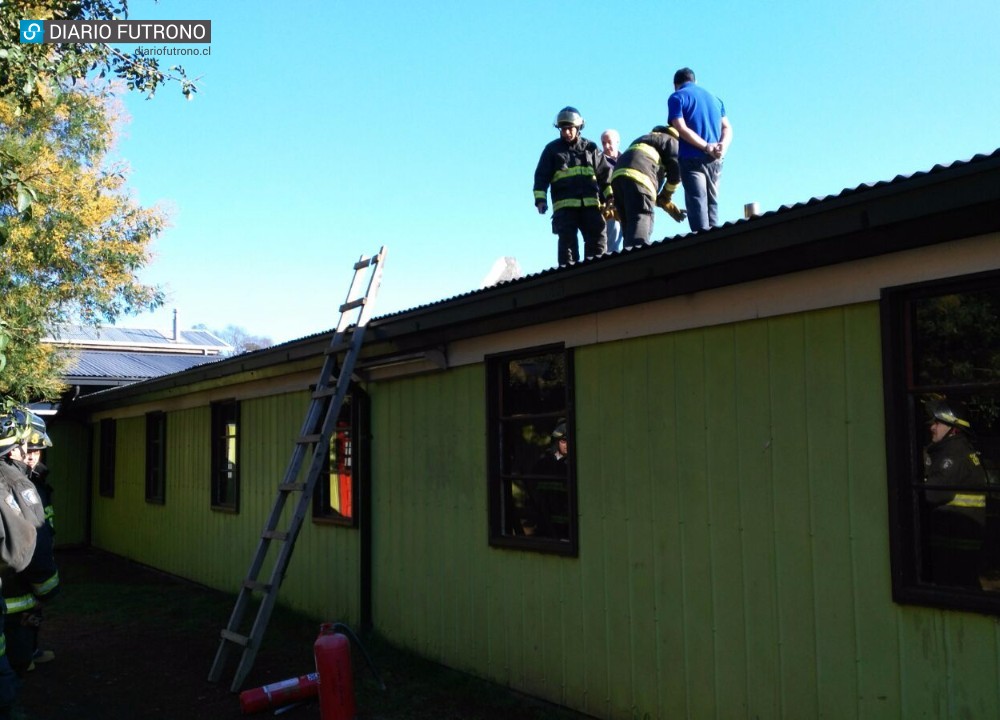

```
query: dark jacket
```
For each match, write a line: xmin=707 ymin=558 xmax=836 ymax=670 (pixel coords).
xmin=924 ymin=432 xmax=987 ymax=507
xmin=611 ymin=131 xmax=681 ymax=200
xmin=0 ymin=459 xmax=58 ymax=613
xmin=533 ymin=135 xmax=612 ymax=212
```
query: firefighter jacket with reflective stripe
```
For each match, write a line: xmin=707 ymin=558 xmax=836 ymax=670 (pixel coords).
xmin=924 ymin=432 xmax=987 ymax=507
xmin=610 ymin=131 xmax=681 ymax=200
xmin=0 ymin=522 xmax=59 ymax=613
xmin=32 ymin=462 xmax=54 ymax=532
xmin=533 ymin=135 xmax=613 ymax=212
xmin=0 ymin=458 xmax=57 ymax=612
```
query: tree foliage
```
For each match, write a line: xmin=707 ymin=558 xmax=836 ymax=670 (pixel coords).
xmin=0 ymin=90 xmax=166 ymax=401
xmin=0 ymin=0 xmax=198 ymax=401
xmin=0 ymin=0 xmax=198 ymax=239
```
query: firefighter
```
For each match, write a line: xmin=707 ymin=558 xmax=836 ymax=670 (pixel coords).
xmin=523 ymin=422 xmax=571 ymax=540
xmin=923 ymin=398 xmax=988 ymax=587
xmin=2 ymin=410 xmax=59 ymax=675
xmin=533 ymin=107 xmax=613 ymax=266
xmin=610 ymin=126 xmax=686 ymax=249
xmin=0 ymin=409 xmax=40 ymax=720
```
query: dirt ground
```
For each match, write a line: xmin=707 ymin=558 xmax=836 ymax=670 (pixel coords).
xmin=15 ymin=548 xmax=592 ymax=720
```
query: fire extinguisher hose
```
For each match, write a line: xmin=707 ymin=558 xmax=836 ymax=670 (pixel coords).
xmin=327 ymin=622 xmax=387 ymax=691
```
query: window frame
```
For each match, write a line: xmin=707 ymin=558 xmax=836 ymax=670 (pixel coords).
xmin=486 ymin=343 xmax=578 ymax=556
xmin=312 ymin=387 xmax=367 ymax=527
xmin=881 ymin=268 xmax=1000 ymax=614
xmin=210 ymin=399 xmax=240 ymax=512
xmin=98 ymin=418 xmax=116 ymax=498
xmin=145 ymin=411 xmax=167 ymax=505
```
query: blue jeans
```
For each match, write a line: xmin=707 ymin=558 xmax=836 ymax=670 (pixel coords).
xmin=679 ymin=156 xmax=723 ymax=232
xmin=606 ymin=218 xmax=622 ymax=253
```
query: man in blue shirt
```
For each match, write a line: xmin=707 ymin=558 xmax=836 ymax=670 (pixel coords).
xmin=667 ymin=68 xmax=733 ymax=232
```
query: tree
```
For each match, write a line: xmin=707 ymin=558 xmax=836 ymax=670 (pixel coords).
xmin=194 ymin=324 xmax=274 ymax=357
xmin=0 ymin=89 xmax=166 ymax=401
xmin=0 ymin=0 xmax=199 ymax=400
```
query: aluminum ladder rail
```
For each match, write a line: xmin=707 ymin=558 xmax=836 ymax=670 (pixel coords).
xmin=207 ymin=246 xmax=387 ymax=692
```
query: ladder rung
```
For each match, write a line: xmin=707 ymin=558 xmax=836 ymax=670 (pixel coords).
xmin=262 ymin=530 xmax=289 ymax=541
xmin=339 ymin=298 xmax=366 ymax=312
xmin=279 ymin=482 xmax=306 ymax=492
xmin=242 ymin=579 xmax=270 ymax=592
xmin=354 ymin=256 xmax=376 ymax=270
xmin=221 ymin=629 xmax=250 ymax=646
xmin=297 ymin=434 xmax=322 ymax=444
xmin=312 ymin=385 xmax=339 ymax=399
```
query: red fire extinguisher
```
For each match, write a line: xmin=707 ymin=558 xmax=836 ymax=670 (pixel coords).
xmin=314 ymin=623 xmax=356 ymax=720
xmin=239 ymin=672 xmax=320 ymax=715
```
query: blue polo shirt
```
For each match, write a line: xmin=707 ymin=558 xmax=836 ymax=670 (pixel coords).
xmin=667 ymin=82 xmax=726 ymax=159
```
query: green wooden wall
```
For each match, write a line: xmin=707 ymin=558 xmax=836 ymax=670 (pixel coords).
xmin=368 ymin=303 xmax=1000 ymax=720
xmin=46 ymin=419 xmax=90 ymax=546
xmin=79 ymin=300 xmax=1000 ymax=719
xmin=89 ymin=389 xmax=362 ymax=625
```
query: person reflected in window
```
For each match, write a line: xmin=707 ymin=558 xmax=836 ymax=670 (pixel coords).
xmin=923 ymin=398 xmax=988 ymax=587
xmin=522 ymin=423 xmax=571 ymax=540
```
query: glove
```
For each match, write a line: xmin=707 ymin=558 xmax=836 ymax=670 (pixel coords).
xmin=657 ymin=200 xmax=687 ymax=223
xmin=535 ymin=200 xmax=548 ymax=214
xmin=21 ymin=612 xmax=42 ymax=628
xmin=601 ymin=202 xmax=619 ymax=222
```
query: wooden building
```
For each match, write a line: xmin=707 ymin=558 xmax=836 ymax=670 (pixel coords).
xmin=58 ymin=149 xmax=1000 ymax=718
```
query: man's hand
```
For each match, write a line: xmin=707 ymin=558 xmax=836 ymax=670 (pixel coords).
xmin=601 ymin=202 xmax=619 ymax=222
xmin=536 ymin=201 xmax=548 ymax=214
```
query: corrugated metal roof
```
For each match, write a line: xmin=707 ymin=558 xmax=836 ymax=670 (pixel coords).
xmin=45 ymin=324 xmax=229 ymax=350
xmin=60 ymin=350 xmax=225 ymax=383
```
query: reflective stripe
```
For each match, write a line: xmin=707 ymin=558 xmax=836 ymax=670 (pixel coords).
xmin=4 ymin=593 xmax=38 ymax=613
xmin=627 ymin=142 xmax=662 ymax=164
xmin=553 ymin=197 xmax=601 ymax=211
xmin=31 ymin=570 xmax=59 ymax=598
xmin=603 ymin=185 xmax=613 ymax=200
xmin=611 ymin=167 xmax=658 ymax=197
xmin=552 ymin=165 xmax=596 ymax=183
xmin=0 ymin=634 xmax=5 ymax=657
xmin=533 ymin=190 xmax=547 ymax=201
xmin=947 ymin=493 xmax=986 ymax=509
xmin=665 ymin=182 xmax=680 ymax=193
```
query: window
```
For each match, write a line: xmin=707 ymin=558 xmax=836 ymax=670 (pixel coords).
xmin=98 ymin=418 xmax=116 ymax=498
xmin=312 ymin=390 xmax=362 ymax=526
xmin=211 ymin=400 xmax=240 ymax=511
xmin=487 ymin=345 xmax=577 ymax=555
xmin=145 ymin=411 xmax=167 ymax=504
xmin=882 ymin=270 xmax=1000 ymax=613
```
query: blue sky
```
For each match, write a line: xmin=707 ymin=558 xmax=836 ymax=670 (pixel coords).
xmin=113 ymin=0 xmax=1000 ymax=344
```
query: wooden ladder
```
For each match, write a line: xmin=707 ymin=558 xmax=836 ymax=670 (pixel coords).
xmin=207 ymin=247 xmax=387 ymax=692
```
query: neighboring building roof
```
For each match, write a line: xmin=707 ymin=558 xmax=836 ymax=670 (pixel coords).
xmin=45 ymin=325 xmax=230 ymax=354
xmin=57 ymin=350 xmax=226 ymax=387
xmin=44 ymin=323 xmax=231 ymax=390
xmin=72 ymin=148 xmax=1000 ymax=407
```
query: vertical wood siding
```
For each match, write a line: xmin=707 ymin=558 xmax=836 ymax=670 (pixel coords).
xmin=369 ymin=303 xmax=1000 ymax=720
xmin=46 ymin=420 xmax=90 ymax=546
xmin=89 ymin=390 xmax=361 ymax=625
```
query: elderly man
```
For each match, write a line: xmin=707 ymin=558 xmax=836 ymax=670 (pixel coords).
xmin=600 ymin=129 xmax=623 ymax=252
